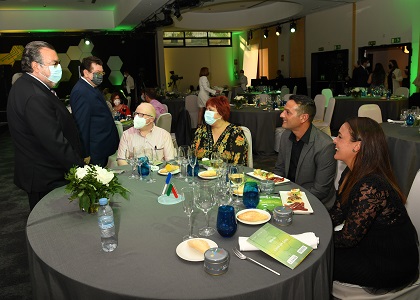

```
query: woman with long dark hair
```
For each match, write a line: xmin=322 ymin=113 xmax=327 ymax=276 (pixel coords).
xmin=367 ymin=62 xmax=387 ymax=89
xmin=331 ymin=117 xmax=418 ymax=294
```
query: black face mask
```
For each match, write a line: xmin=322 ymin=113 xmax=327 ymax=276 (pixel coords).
xmin=389 ymin=64 xmax=393 ymax=69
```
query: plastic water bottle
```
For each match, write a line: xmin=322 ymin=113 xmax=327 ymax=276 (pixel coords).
xmin=97 ymin=198 xmax=117 ymax=252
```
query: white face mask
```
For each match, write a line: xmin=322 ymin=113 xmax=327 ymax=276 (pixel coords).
xmin=204 ymin=110 xmax=221 ymax=125
xmin=141 ymin=95 xmax=145 ymax=101
xmin=134 ymin=115 xmax=148 ymax=129
xmin=113 ymin=99 xmax=121 ymax=106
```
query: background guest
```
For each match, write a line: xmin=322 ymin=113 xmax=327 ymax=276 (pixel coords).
xmin=123 ymin=70 xmax=136 ymax=111
xmin=387 ymin=59 xmax=403 ymax=94
xmin=70 ymin=56 xmax=119 ymax=167
xmin=276 ymin=69 xmax=284 ymax=80
xmin=331 ymin=117 xmax=418 ymax=293
xmin=239 ymin=69 xmax=248 ymax=91
xmin=198 ymin=67 xmax=217 ymax=126
xmin=191 ymin=95 xmax=248 ymax=165
xmin=117 ymin=103 xmax=174 ymax=165
xmin=367 ymin=62 xmax=387 ymax=89
xmin=141 ymin=87 xmax=167 ymax=120
xmin=7 ymin=41 xmax=84 ymax=210
xmin=273 ymin=94 xmax=336 ymax=209
xmin=111 ymin=91 xmax=131 ymax=117
xmin=352 ymin=57 xmax=370 ymax=87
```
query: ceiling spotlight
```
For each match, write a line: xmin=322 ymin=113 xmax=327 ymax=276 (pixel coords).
xmin=290 ymin=21 xmax=296 ymax=33
xmin=162 ymin=7 xmax=174 ymax=26
xmin=276 ymin=25 xmax=282 ymax=36
xmin=84 ymin=38 xmax=91 ymax=45
xmin=173 ymin=1 xmax=182 ymax=19
xmin=263 ymin=28 xmax=269 ymax=39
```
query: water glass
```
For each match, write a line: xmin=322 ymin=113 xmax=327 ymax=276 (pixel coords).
xmin=216 ymin=205 xmax=237 ymax=238
xmin=180 ymin=186 xmax=198 ymax=241
xmin=177 ymin=145 xmax=189 ymax=179
xmin=195 ymin=182 xmax=217 ymax=236
xmin=243 ymin=182 xmax=260 ymax=209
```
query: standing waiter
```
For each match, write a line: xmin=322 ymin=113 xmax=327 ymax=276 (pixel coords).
xmin=7 ymin=41 xmax=84 ymax=210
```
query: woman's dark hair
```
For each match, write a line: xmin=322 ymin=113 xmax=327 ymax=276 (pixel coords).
xmin=338 ymin=117 xmax=405 ymax=204
xmin=371 ymin=63 xmax=386 ymax=86
xmin=199 ymin=67 xmax=209 ymax=77
xmin=389 ymin=59 xmax=399 ymax=69
xmin=206 ymin=96 xmax=230 ymax=121
xmin=21 ymin=41 xmax=55 ymax=73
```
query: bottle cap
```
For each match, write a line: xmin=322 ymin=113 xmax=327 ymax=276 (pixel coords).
xmin=99 ymin=198 xmax=108 ymax=205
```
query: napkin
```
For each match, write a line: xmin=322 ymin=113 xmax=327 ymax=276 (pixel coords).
xmin=387 ymin=119 xmax=405 ymax=124
xmin=239 ymin=232 xmax=319 ymax=251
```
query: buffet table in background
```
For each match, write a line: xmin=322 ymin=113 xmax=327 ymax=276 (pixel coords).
xmin=27 ymin=168 xmax=333 ymax=300
xmin=229 ymin=106 xmax=283 ymax=155
xmin=330 ymin=96 xmax=408 ymax=133
xmin=381 ymin=122 xmax=420 ymax=196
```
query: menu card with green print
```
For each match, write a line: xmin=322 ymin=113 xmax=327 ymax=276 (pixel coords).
xmin=247 ymin=223 xmax=312 ymax=269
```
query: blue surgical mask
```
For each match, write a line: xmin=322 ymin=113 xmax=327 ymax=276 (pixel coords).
xmin=204 ymin=110 xmax=221 ymax=125
xmin=42 ymin=64 xmax=62 ymax=84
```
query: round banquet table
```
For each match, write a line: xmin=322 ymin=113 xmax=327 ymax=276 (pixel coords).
xmin=229 ymin=106 xmax=283 ymax=155
xmin=26 ymin=167 xmax=333 ymax=300
xmin=330 ymin=96 xmax=408 ymax=133
xmin=381 ymin=122 xmax=420 ymax=196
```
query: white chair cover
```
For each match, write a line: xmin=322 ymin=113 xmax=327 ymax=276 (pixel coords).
xmin=313 ymin=97 xmax=335 ymax=136
xmin=293 ymin=85 xmax=298 ymax=94
xmin=156 ymin=113 xmax=172 ymax=133
xmin=394 ymin=87 xmax=409 ymax=98
xmin=283 ymin=94 xmax=292 ymax=102
xmin=240 ymin=126 xmax=253 ymax=168
xmin=185 ymin=95 xmax=199 ymax=129
xmin=281 ymin=86 xmax=290 ymax=98
xmin=274 ymin=127 xmax=286 ymax=152
xmin=313 ymin=94 xmax=327 ymax=121
xmin=358 ymin=104 xmax=382 ymax=123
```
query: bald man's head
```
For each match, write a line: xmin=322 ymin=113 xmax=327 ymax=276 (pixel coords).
xmin=136 ymin=102 xmax=156 ymax=118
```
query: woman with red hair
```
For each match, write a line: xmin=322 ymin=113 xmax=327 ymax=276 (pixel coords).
xmin=191 ymin=95 xmax=248 ymax=165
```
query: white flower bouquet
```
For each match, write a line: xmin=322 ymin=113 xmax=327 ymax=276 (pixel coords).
xmin=65 ymin=165 xmax=129 ymax=213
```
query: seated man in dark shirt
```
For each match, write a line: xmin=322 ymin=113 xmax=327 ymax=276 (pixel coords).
xmin=273 ymin=95 xmax=336 ymax=209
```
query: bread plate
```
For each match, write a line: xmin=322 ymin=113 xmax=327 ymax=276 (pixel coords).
xmin=236 ymin=209 xmax=271 ymax=225
xmin=158 ymin=168 xmax=180 ymax=175
xmin=176 ymin=238 xmax=218 ymax=262
xmin=198 ymin=171 xmax=218 ymax=180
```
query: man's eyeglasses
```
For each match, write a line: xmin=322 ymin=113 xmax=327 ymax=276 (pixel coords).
xmin=39 ymin=61 xmax=61 ymax=68
xmin=133 ymin=112 xmax=153 ymax=118
xmin=93 ymin=71 xmax=106 ymax=76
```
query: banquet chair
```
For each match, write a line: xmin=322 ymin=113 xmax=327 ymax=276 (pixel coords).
xmin=274 ymin=127 xmax=286 ymax=152
xmin=358 ymin=104 xmax=382 ymax=123
xmin=240 ymin=126 xmax=253 ymax=168
xmin=322 ymin=88 xmax=333 ymax=108
xmin=293 ymin=85 xmax=298 ymax=94
xmin=185 ymin=94 xmax=199 ymax=129
xmin=156 ymin=113 xmax=172 ymax=133
xmin=313 ymin=94 xmax=327 ymax=121
xmin=395 ymin=86 xmax=409 ymax=98
xmin=281 ymin=86 xmax=290 ymax=97
xmin=283 ymin=94 xmax=292 ymax=102
xmin=313 ymin=97 xmax=335 ymax=136
xmin=107 ymin=121 xmax=124 ymax=168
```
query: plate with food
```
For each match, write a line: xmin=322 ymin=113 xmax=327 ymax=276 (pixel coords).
xmin=247 ymin=169 xmax=290 ymax=185
xmin=279 ymin=189 xmax=314 ymax=214
xmin=176 ymin=238 xmax=218 ymax=262
xmin=236 ymin=209 xmax=271 ymax=225
xmin=198 ymin=170 xmax=218 ymax=180
xmin=158 ymin=164 xmax=180 ymax=175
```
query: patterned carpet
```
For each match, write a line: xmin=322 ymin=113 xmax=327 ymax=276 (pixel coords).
xmin=0 ymin=125 xmax=277 ymax=300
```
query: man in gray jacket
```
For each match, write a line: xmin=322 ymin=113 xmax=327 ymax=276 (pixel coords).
xmin=274 ymin=95 xmax=336 ymax=209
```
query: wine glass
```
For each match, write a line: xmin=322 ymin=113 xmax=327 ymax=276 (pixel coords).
xmin=177 ymin=145 xmax=189 ymax=180
xmin=195 ymin=182 xmax=217 ymax=236
xmin=180 ymin=186 xmax=198 ymax=241
xmin=210 ymin=152 xmax=223 ymax=177
xmin=228 ymin=164 xmax=245 ymax=206
xmin=125 ymin=148 xmax=138 ymax=179
xmin=188 ymin=147 xmax=198 ymax=186
xmin=144 ymin=148 xmax=156 ymax=183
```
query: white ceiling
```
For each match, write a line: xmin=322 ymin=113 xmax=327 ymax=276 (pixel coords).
xmin=0 ymin=0 xmax=362 ymax=33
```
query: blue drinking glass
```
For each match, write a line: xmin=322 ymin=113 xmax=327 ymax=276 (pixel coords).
xmin=243 ymin=182 xmax=260 ymax=208
xmin=216 ymin=205 xmax=237 ymax=238
xmin=137 ymin=156 xmax=150 ymax=177
xmin=406 ymin=114 xmax=415 ymax=126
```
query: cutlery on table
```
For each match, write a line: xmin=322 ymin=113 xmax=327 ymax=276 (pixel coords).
xmin=232 ymin=248 xmax=280 ymax=276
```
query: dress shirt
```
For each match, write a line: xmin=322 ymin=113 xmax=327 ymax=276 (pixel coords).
xmin=117 ymin=125 xmax=175 ymax=162
xmin=150 ymin=99 xmax=167 ymax=120
xmin=288 ymin=126 xmax=311 ymax=182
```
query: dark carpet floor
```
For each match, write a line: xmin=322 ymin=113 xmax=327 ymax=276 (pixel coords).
xmin=0 ymin=124 xmax=277 ymax=300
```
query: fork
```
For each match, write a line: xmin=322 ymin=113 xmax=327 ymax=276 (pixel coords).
xmin=232 ymin=248 xmax=280 ymax=276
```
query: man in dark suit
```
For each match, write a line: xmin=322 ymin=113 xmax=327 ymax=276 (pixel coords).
xmin=7 ymin=41 xmax=84 ymax=210
xmin=70 ymin=56 xmax=119 ymax=167
xmin=352 ymin=57 xmax=370 ymax=87
xmin=274 ymin=95 xmax=336 ymax=209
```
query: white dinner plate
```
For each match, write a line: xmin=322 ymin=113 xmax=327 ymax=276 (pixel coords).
xmin=246 ymin=171 xmax=290 ymax=185
xmin=279 ymin=191 xmax=314 ymax=214
xmin=176 ymin=238 xmax=218 ymax=262
xmin=158 ymin=168 xmax=180 ymax=176
xmin=236 ymin=209 xmax=271 ymax=225
xmin=198 ymin=171 xmax=219 ymax=180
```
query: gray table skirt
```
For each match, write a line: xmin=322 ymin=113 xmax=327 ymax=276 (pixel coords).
xmin=381 ymin=123 xmax=420 ymax=196
xmin=331 ymin=97 xmax=408 ymax=133
xmin=27 ymin=167 xmax=333 ymax=300
xmin=230 ymin=107 xmax=283 ymax=155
